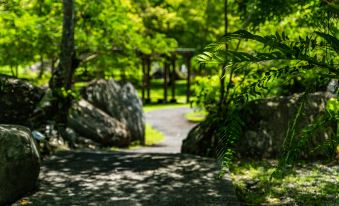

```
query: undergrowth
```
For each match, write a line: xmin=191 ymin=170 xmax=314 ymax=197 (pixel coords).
xmin=230 ymin=160 xmax=339 ymax=206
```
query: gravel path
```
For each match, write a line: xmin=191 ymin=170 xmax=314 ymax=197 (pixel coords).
xmin=13 ymin=107 xmax=240 ymax=206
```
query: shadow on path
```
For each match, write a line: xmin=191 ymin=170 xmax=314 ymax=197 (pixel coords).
xmin=16 ymin=151 xmax=239 ymax=206
xmin=13 ymin=107 xmax=240 ymax=206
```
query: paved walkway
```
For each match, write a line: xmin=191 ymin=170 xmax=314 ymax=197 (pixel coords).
xmin=131 ymin=107 xmax=196 ymax=153
xmin=14 ymin=107 xmax=240 ymax=206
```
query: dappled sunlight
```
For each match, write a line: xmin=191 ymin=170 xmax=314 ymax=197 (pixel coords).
xmin=231 ymin=160 xmax=338 ymax=205
xmin=18 ymin=151 xmax=239 ymax=206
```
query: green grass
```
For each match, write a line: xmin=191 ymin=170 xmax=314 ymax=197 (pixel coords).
xmin=143 ymin=103 xmax=189 ymax=112
xmin=230 ymin=160 xmax=339 ymax=206
xmin=137 ymin=79 xmax=193 ymax=104
xmin=184 ymin=110 xmax=207 ymax=123
xmin=0 ymin=67 xmax=51 ymax=86
xmin=144 ymin=123 xmax=165 ymax=145
xmin=111 ymin=123 xmax=165 ymax=150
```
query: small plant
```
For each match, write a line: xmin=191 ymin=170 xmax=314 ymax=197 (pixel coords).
xmin=231 ymin=160 xmax=339 ymax=205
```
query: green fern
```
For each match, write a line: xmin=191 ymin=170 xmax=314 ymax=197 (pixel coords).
xmin=216 ymin=112 xmax=243 ymax=177
xmin=199 ymin=29 xmax=338 ymax=172
xmin=198 ymin=30 xmax=338 ymax=77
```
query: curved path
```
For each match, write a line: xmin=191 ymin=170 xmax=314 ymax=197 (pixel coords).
xmin=13 ymin=107 xmax=239 ymax=206
xmin=132 ymin=107 xmax=196 ymax=153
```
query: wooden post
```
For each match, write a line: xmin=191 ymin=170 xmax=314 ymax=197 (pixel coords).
xmin=163 ymin=60 xmax=169 ymax=103
xmin=146 ymin=56 xmax=151 ymax=103
xmin=170 ymin=54 xmax=176 ymax=103
xmin=141 ymin=56 xmax=145 ymax=102
xmin=186 ymin=55 xmax=191 ymax=104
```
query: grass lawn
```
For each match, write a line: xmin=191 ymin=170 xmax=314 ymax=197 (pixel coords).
xmin=111 ymin=123 xmax=165 ymax=150
xmin=144 ymin=123 xmax=165 ymax=145
xmin=143 ymin=103 xmax=189 ymax=112
xmin=137 ymin=79 xmax=193 ymax=104
xmin=184 ymin=109 xmax=207 ymax=123
xmin=230 ymin=160 xmax=338 ymax=206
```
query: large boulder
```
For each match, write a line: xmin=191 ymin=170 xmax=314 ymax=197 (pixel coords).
xmin=237 ymin=92 xmax=336 ymax=158
xmin=81 ymin=79 xmax=145 ymax=144
xmin=68 ymin=99 xmax=130 ymax=147
xmin=0 ymin=125 xmax=40 ymax=205
xmin=182 ymin=92 xmax=336 ymax=159
xmin=182 ymin=123 xmax=217 ymax=157
xmin=0 ymin=77 xmax=44 ymax=125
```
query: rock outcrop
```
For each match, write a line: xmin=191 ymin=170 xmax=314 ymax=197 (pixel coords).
xmin=182 ymin=124 xmax=216 ymax=157
xmin=182 ymin=92 xmax=336 ymax=158
xmin=0 ymin=125 xmax=40 ymax=205
xmin=68 ymin=99 xmax=130 ymax=147
xmin=237 ymin=92 xmax=336 ymax=158
xmin=81 ymin=79 xmax=145 ymax=144
xmin=0 ymin=77 xmax=44 ymax=125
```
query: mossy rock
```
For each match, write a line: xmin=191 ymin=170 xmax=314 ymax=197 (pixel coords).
xmin=0 ymin=125 xmax=40 ymax=205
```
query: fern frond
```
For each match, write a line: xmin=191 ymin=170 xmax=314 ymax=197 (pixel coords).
xmin=315 ymin=31 xmax=339 ymax=54
xmin=216 ymin=112 xmax=244 ymax=176
xmin=199 ymin=30 xmax=338 ymax=77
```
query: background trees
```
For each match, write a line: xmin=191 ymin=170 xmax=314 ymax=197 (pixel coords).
xmin=0 ymin=0 xmax=227 ymax=83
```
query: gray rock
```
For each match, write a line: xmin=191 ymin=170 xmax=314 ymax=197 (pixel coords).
xmin=238 ymin=92 xmax=336 ymax=158
xmin=65 ymin=127 xmax=77 ymax=144
xmin=0 ymin=125 xmax=40 ymax=205
xmin=68 ymin=99 xmax=130 ymax=147
xmin=327 ymin=79 xmax=338 ymax=95
xmin=182 ymin=124 xmax=216 ymax=157
xmin=0 ymin=77 xmax=44 ymax=125
xmin=82 ymin=79 xmax=145 ymax=144
xmin=182 ymin=92 xmax=336 ymax=159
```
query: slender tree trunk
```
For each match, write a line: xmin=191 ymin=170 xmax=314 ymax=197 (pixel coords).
xmin=10 ymin=65 xmax=14 ymax=77
xmin=50 ymin=0 xmax=75 ymax=91
xmin=163 ymin=60 xmax=168 ymax=103
xmin=219 ymin=0 xmax=228 ymax=112
xmin=49 ymin=0 xmax=76 ymax=130
xmin=141 ymin=57 xmax=146 ymax=102
xmin=38 ymin=54 xmax=45 ymax=79
xmin=15 ymin=65 xmax=18 ymax=78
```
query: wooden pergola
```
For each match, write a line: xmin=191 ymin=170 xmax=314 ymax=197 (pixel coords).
xmin=140 ymin=48 xmax=195 ymax=104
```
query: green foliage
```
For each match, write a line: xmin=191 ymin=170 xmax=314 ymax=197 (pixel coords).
xmin=193 ymin=75 xmax=220 ymax=112
xmin=216 ymin=112 xmax=243 ymax=176
xmin=0 ymin=0 xmax=61 ymax=71
xmin=327 ymin=97 xmax=339 ymax=120
xmin=198 ymin=30 xmax=338 ymax=76
xmin=197 ymin=0 xmax=339 ymax=173
xmin=0 ymin=0 xmax=229 ymax=84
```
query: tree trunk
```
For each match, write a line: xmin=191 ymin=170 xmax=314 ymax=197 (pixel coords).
xmin=49 ymin=0 xmax=76 ymax=127
xmin=219 ymin=0 xmax=228 ymax=113
xmin=38 ymin=54 xmax=45 ymax=79
xmin=50 ymin=0 xmax=75 ymax=91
